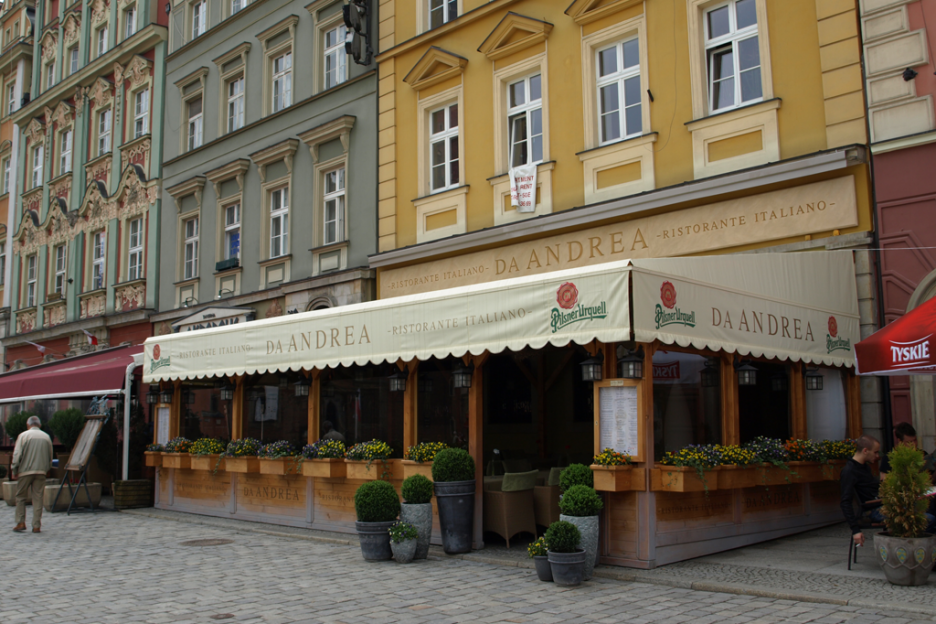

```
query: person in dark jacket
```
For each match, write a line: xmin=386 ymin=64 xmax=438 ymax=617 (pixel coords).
xmin=840 ymin=435 xmax=883 ymax=547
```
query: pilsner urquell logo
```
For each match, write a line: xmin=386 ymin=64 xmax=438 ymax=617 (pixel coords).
xmin=826 ymin=316 xmax=850 ymax=354
xmin=654 ymin=281 xmax=696 ymax=329
xmin=150 ymin=343 xmax=171 ymax=373
xmin=550 ymin=282 xmax=608 ymax=333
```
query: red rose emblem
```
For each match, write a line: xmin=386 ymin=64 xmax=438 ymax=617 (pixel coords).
xmin=556 ymin=282 xmax=578 ymax=310
xmin=828 ymin=316 xmax=838 ymax=339
xmin=153 ymin=345 xmax=161 ymax=360
xmin=660 ymin=281 xmax=677 ymax=310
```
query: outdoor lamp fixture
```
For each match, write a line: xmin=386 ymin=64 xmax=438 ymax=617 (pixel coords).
xmin=294 ymin=378 xmax=310 ymax=397
xmin=220 ymin=384 xmax=235 ymax=401
xmin=804 ymin=367 xmax=824 ymax=391
xmin=735 ymin=360 xmax=758 ymax=386
xmin=184 ymin=389 xmax=196 ymax=405
xmin=216 ymin=288 xmax=234 ymax=300
xmin=453 ymin=364 xmax=474 ymax=389
xmin=700 ymin=358 xmax=720 ymax=388
xmin=580 ymin=352 xmax=604 ymax=382
xmin=158 ymin=388 xmax=174 ymax=404
xmin=388 ymin=370 xmax=407 ymax=393
xmin=617 ymin=350 xmax=644 ymax=379
xmin=183 ymin=296 xmax=198 ymax=308
xmin=771 ymin=373 xmax=788 ymax=393
xmin=145 ymin=387 xmax=160 ymax=405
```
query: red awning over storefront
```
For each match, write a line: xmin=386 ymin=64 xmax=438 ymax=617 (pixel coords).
xmin=0 ymin=345 xmax=144 ymax=403
xmin=855 ymin=296 xmax=936 ymax=376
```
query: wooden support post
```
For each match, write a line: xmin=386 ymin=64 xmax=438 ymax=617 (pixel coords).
xmin=790 ymin=362 xmax=807 ymax=439
xmin=403 ymin=361 xmax=419 ymax=451
xmin=721 ymin=353 xmax=740 ymax=446
xmin=638 ymin=342 xmax=655 ymax=563
xmin=308 ymin=370 xmax=321 ymax=445
xmin=469 ymin=353 xmax=488 ymax=550
xmin=231 ymin=376 xmax=244 ymax=440
xmin=170 ymin=381 xmax=181 ymax=439
xmin=846 ymin=372 xmax=862 ymax=438
xmin=602 ymin=342 xmax=616 ymax=380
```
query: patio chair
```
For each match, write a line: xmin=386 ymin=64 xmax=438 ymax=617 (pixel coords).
xmin=483 ymin=469 xmax=538 ymax=548
xmin=847 ymin=491 xmax=884 ymax=570
xmin=533 ymin=467 xmax=563 ymax=528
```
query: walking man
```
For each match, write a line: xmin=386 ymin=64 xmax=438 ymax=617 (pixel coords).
xmin=11 ymin=416 xmax=54 ymax=533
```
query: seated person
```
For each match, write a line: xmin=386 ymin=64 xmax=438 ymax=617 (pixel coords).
xmin=840 ymin=435 xmax=885 ymax=547
xmin=321 ymin=420 xmax=346 ymax=443
xmin=879 ymin=422 xmax=926 ymax=478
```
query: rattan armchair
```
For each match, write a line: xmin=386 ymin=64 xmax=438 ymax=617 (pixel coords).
xmin=483 ymin=469 xmax=538 ymax=548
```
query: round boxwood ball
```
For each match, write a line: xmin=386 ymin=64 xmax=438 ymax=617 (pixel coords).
xmin=354 ymin=480 xmax=401 ymax=523
xmin=559 ymin=463 xmax=594 ymax=492
xmin=401 ymin=474 xmax=434 ymax=504
xmin=558 ymin=484 xmax=604 ymax=517
xmin=431 ymin=448 xmax=475 ymax=483
xmin=545 ymin=520 xmax=582 ymax=554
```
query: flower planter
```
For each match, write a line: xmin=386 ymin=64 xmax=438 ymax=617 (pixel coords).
xmin=560 ymin=514 xmax=599 ymax=580
xmin=162 ymin=453 xmax=191 ymax=470
xmin=650 ymin=466 xmax=716 ymax=492
xmin=533 ymin=555 xmax=553 ymax=581
xmin=258 ymin=457 xmax=301 ymax=475
xmin=434 ymin=479 xmax=475 ymax=554
xmin=756 ymin=464 xmax=794 ymax=486
xmin=346 ymin=459 xmax=400 ymax=481
xmin=874 ymin=532 xmax=936 ymax=586
xmin=356 ymin=520 xmax=395 ymax=561
xmin=788 ymin=461 xmax=824 ymax=483
xmin=548 ymin=549 xmax=587 ymax=587
xmin=190 ymin=454 xmax=225 ymax=471
xmin=822 ymin=459 xmax=847 ymax=481
xmin=301 ymin=458 xmax=347 ymax=479
xmin=391 ymin=538 xmax=418 ymax=564
xmin=401 ymin=502 xmax=433 ymax=560
xmin=144 ymin=452 xmax=162 ymax=468
xmin=224 ymin=456 xmax=260 ymax=473
xmin=718 ymin=465 xmax=758 ymax=490
xmin=401 ymin=460 xmax=433 ymax=481
xmin=590 ymin=464 xmax=639 ymax=492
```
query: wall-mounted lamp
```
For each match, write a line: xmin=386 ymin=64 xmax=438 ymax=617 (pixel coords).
xmin=294 ymin=378 xmax=310 ymax=397
xmin=700 ymin=358 xmax=720 ymax=388
xmin=388 ymin=370 xmax=407 ymax=392
xmin=771 ymin=373 xmax=788 ymax=393
xmin=220 ymin=384 xmax=235 ymax=401
xmin=453 ymin=364 xmax=474 ymax=389
xmin=215 ymin=288 xmax=234 ymax=300
xmin=617 ymin=350 xmax=644 ymax=379
xmin=804 ymin=367 xmax=824 ymax=391
xmin=734 ymin=360 xmax=758 ymax=387
xmin=145 ymin=387 xmax=159 ymax=405
xmin=580 ymin=352 xmax=604 ymax=382
xmin=158 ymin=388 xmax=174 ymax=404
xmin=903 ymin=67 xmax=919 ymax=81
xmin=183 ymin=296 xmax=198 ymax=308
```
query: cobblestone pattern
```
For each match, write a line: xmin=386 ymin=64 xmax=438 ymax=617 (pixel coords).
xmin=3 ymin=504 xmax=936 ymax=624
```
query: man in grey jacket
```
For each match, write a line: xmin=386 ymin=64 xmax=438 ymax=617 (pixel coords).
xmin=11 ymin=416 xmax=54 ymax=533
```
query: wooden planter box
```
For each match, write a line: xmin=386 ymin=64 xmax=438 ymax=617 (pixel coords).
xmin=345 ymin=459 xmax=401 ymax=481
xmin=718 ymin=465 xmax=758 ymax=489
xmin=401 ymin=460 xmax=433 ymax=481
xmin=756 ymin=464 xmax=795 ymax=486
xmin=162 ymin=453 xmax=191 ymax=470
xmin=650 ymin=466 xmax=716 ymax=492
xmin=590 ymin=465 xmax=642 ymax=492
xmin=190 ymin=454 xmax=225 ymax=471
xmin=301 ymin=458 xmax=347 ymax=479
xmin=259 ymin=457 xmax=301 ymax=475
xmin=225 ymin=456 xmax=260 ymax=473
xmin=789 ymin=461 xmax=824 ymax=483
xmin=144 ymin=452 xmax=162 ymax=468
xmin=822 ymin=460 xmax=847 ymax=481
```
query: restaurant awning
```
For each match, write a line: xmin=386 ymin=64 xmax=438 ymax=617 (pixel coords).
xmin=854 ymin=295 xmax=936 ymax=376
xmin=0 ymin=344 xmax=145 ymax=404
xmin=143 ymin=252 xmax=860 ymax=383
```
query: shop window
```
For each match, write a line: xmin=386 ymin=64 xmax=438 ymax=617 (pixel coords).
xmin=739 ymin=360 xmax=790 ymax=443
xmin=416 ymin=358 xmax=469 ymax=449
xmin=244 ymin=374 xmax=309 ymax=450
xmin=319 ymin=365 xmax=405 ymax=454
xmin=182 ymin=384 xmax=232 ymax=442
xmin=652 ymin=351 xmax=722 ymax=460
xmin=805 ymin=367 xmax=848 ymax=441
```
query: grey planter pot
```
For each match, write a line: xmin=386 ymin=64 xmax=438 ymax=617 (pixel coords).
xmin=434 ymin=480 xmax=475 ymax=554
xmin=560 ymin=514 xmax=599 ymax=580
xmin=401 ymin=502 xmax=433 ymax=560
xmin=533 ymin=555 xmax=553 ymax=582
xmin=355 ymin=521 xmax=395 ymax=561
xmin=547 ymin=549 xmax=586 ymax=587
xmin=391 ymin=538 xmax=418 ymax=564
xmin=873 ymin=532 xmax=936 ymax=586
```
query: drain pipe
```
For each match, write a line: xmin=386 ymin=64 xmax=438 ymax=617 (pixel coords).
xmin=123 ymin=353 xmax=144 ymax=481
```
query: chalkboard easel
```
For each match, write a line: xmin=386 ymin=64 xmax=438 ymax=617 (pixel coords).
xmin=593 ymin=379 xmax=646 ymax=463
xmin=52 ymin=397 xmax=110 ymax=515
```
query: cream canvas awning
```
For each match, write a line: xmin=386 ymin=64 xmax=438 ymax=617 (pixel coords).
xmin=143 ymin=252 xmax=859 ymax=382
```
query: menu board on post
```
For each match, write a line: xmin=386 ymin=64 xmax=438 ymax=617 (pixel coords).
xmin=156 ymin=406 xmax=170 ymax=445
xmin=595 ymin=380 xmax=644 ymax=462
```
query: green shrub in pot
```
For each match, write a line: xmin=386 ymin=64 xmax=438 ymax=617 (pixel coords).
xmin=432 ymin=447 xmax=476 ymax=554
xmin=431 ymin=448 xmax=475 ymax=482
xmin=559 ymin=485 xmax=604 ymax=517
xmin=545 ymin=521 xmax=582 ymax=553
xmin=354 ymin=480 xmax=401 ymax=523
xmin=559 ymin=463 xmax=594 ymax=492
xmin=48 ymin=408 xmax=85 ymax=450
xmin=401 ymin=474 xmax=433 ymax=504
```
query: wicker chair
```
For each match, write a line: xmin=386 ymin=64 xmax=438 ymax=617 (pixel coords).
xmin=483 ymin=470 xmax=538 ymax=548
xmin=533 ymin=467 xmax=562 ymax=529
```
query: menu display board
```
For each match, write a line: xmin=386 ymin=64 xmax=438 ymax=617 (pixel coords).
xmin=157 ymin=406 xmax=170 ymax=445
xmin=594 ymin=380 xmax=644 ymax=462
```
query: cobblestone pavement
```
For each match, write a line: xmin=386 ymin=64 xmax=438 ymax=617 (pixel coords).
xmin=3 ymin=504 xmax=936 ymax=624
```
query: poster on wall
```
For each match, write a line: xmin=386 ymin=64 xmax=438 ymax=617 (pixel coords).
xmin=157 ymin=406 xmax=170 ymax=445
xmin=598 ymin=385 xmax=641 ymax=460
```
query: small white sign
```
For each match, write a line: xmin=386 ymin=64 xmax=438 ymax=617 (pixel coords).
xmin=157 ymin=406 xmax=170 ymax=445
xmin=509 ymin=163 xmax=538 ymax=213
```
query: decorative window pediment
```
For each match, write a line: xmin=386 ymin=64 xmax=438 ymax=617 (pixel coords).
xmin=63 ymin=14 xmax=82 ymax=47
xmin=205 ymin=158 xmax=250 ymax=197
xmin=174 ymin=66 xmax=209 ymax=92
xmin=26 ymin=118 xmax=46 ymax=145
xmin=250 ymin=138 xmax=298 ymax=182
xmin=53 ymin=102 xmax=75 ymax=128
xmin=298 ymin=115 xmax=355 ymax=163
xmin=41 ymin=32 xmax=57 ymax=61
xmin=167 ymin=175 xmax=207 ymax=212
xmin=113 ymin=165 xmax=157 ymax=219
xmin=404 ymin=47 xmax=468 ymax=91
xmin=125 ymin=55 xmax=153 ymax=87
xmin=88 ymin=77 xmax=115 ymax=109
xmin=91 ymin=0 xmax=110 ymax=25
xmin=13 ymin=210 xmax=43 ymax=255
xmin=478 ymin=13 xmax=554 ymax=61
xmin=564 ymin=0 xmax=643 ymax=26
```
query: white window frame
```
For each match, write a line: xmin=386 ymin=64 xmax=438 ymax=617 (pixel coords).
xmin=53 ymin=244 xmax=66 ymax=295
xmin=428 ymin=102 xmax=459 ymax=193
xmin=188 ymin=96 xmax=203 ymax=150
xmin=595 ymin=38 xmax=643 ymax=145
xmin=97 ymin=25 xmax=109 ymax=58
xmin=31 ymin=144 xmax=43 ymax=188
xmin=68 ymin=47 xmax=79 ymax=76
xmin=192 ymin=0 xmax=207 ymax=39
xmin=507 ymin=73 xmax=544 ymax=168
xmin=128 ymin=218 xmax=143 ymax=281
xmin=704 ymin=0 xmax=762 ymax=114
xmin=322 ymin=167 xmax=345 ymax=246
xmin=323 ymin=25 xmax=347 ymax=90
xmin=272 ymin=51 xmax=292 ymax=113
xmin=269 ymin=187 xmax=288 ymax=258
xmin=223 ymin=203 xmax=241 ymax=260
xmin=231 ymin=0 xmax=246 ymax=15
xmin=183 ymin=217 xmax=199 ymax=280
xmin=124 ymin=5 xmax=137 ymax=40
xmin=0 ymin=242 xmax=6 ymax=287
xmin=7 ymin=83 xmax=16 ymax=116
xmin=428 ymin=0 xmax=458 ymax=30
xmin=98 ymin=109 xmax=112 ymax=156
xmin=227 ymin=75 xmax=245 ymax=132
xmin=26 ymin=254 xmax=36 ymax=307
xmin=2 ymin=157 xmax=9 ymax=194
xmin=59 ymin=129 xmax=72 ymax=175
xmin=46 ymin=60 xmax=56 ymax=90
xmin=91 ymin=231 xmax=106 ymax=290
xmin=134 ymin=88 xmax=149 ymax=138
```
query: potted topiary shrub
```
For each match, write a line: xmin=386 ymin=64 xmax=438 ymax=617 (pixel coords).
xmin=545 ymin=520 xmax=586 ymax=587
xmin=401 ymin=474 xmax=434 ymax=560
xmin=47 ymin=408 xmax=85 ymax=451
xmin=559 ymin=484 xmax=604 ymax=580
xmin=559 ymin=463 xmax=594 ymax=492
xmin=354 ymin=480 xmax=401 ymax=561
xmin=527 ymin=536 xmax=552 ymax=582
xmin=873 ymin=444 xmax=936 ymax=586
xmin=388 ymin=521 xmax=419 ymax=564
xmin=5 ymin=412 xmax=35 ymax=445
xmin=432 ymin=447 xmax=476 ymax=554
